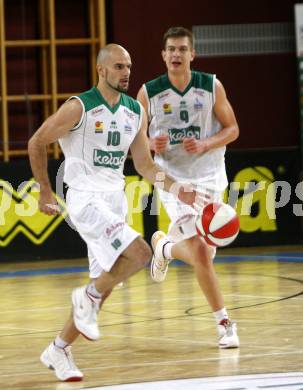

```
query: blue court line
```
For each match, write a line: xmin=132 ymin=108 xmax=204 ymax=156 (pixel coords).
xmin=173 ymin=254 xmax=303 ymax=266
xmin=268 ymin=252 xmax=303 ymax=257
xmin=0 ymin=266 xmax=88 ymax=278
xmin=0 ymin=254 xmax=302 ymax=279
xmin=215 ymin=254 xmax=303 ymax=263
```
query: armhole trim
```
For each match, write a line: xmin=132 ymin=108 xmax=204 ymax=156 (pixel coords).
xmin=212 ymin=75 xmax=216 ymax=106
xmin=66 ymin=96 xmax=85 ymax=131
xmin=137 ymin=100 xmax=144 ymax=130
xmin=143 ymin=84 xmax=151 ymax=121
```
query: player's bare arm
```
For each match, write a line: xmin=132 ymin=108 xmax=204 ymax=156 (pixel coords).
xmin=137 ymin=86 xmax=169 ymax=154
xmin=130 ymin=108 xmax=173 ymax=189
xmin=130 ymin=108 xmax=196 ymax=206
xmin=183 ymin=79 xmax=239 ymax=154
xmin=28 ymin=99 xmax=83 ymax=215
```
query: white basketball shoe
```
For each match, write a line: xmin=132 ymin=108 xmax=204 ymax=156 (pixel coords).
xmin=150 ymin=231 xmax=172 ymax=282
xmin=72 ymin=286 xmax=100 ymax=341
xmin=217 ymin=319 xmax=240 ymax=349
xmin=40 ymin=342 xmax=83 ymax=381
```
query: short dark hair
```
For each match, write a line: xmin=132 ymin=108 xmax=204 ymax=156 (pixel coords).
xmin=163 ymin=27 xmax=194 ymax=49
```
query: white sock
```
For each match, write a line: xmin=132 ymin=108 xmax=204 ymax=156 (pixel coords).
xmin=54 ymin=335 xmax=69 ymax=349
xmin=86 ymin=282 xmax=102 ymax=303
xmin=163 ymin=242 xmax=174 ymax=260
xmin=213 ymin=308 xmax=229 ymax=325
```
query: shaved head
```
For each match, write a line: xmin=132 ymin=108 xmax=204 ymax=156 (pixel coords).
xmin=96 ymin=43 xmax=132 ymax=93
xmin=96 ymin=44 xmax=130 ymax=65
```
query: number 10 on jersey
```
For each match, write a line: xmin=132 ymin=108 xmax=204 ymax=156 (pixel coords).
xmin=107 ymin=131 xmax=121 ymax=146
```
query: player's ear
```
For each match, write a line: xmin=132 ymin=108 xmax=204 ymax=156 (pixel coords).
xmin=96 ymin=63 xmax=105 ymax=77
xmin=190 ymin=48 xmax=196 ymax=62
xmin=161 ymin=49 xmax=166 ymax=62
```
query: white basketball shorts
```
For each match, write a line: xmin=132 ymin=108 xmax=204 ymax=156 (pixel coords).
xmin=66 ymin=188 xmax=140 ymax=278
xmin=158 ymin=185 xmax=223 ymax=244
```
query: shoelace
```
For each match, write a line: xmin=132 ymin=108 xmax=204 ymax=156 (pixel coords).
xmin=219 ymin=319 xmax=234 ymax=337
xmin=219 ymin=319 xmax=230 ymax=328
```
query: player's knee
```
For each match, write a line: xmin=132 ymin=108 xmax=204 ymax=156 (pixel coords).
xmin=137 ymin=241 xmax=152 ymax=267
xmin=192 ymin=237 xmax=214 ymax=266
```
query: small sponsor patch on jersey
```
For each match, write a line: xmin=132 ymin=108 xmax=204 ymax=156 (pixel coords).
xmin=193 ymin=89 xmax=205 ymax=97
xmin=158 ymin=92 xmax=170 ymax=100
xmin=92 ymin=107 xmax=104 ymax=117
xmin=124 ymin=125 xmax=132 ymax=134
xmin=95 ymin=121 xmax=104 ymax=133
xmin=194 ymin=98 xmax=203 ymax=110
xmin=110 ymin=120 xmax=118 ymax=129
xmin=124 ymin=108 xmax=135 ymax=120
xmin=163 ymin=103 xmax=172 ymax=114
xmin=180 ymin=101 xmax=187 ymax=108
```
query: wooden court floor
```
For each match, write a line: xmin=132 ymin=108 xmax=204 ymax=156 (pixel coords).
xmin=0 ymin=246 xmax=302 ymax=390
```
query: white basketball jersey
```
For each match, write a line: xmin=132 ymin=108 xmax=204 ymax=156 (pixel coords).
xmin=144 ymin=71 xmax=227 ymax=191
xmin=59 ymin=87 xmax=143 ymax=191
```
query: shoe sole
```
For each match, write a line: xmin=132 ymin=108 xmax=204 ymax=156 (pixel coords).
xmin=150 ymin=254 xmax=166 ymax=283
xmin=219 ymin=337 xmax=240 ymax=349
xmin=219 ymin=343 xmax=240 ymax=349
xmin=150 ymin=232 xmax=169 ymax=283
xmin=150 ymin=255 xmax=157 ymax=281
xmin=79 ymin=330 xmax=97 ymax=342
xmin=150 ymin=231 xmax=159 ymax=282
xmin=40 ymin=351 xmax=83 ymax=382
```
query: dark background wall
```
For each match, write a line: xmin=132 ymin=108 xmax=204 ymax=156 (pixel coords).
xmin=2 ymin=0 xmax=303 ymax=259
xmin=4 ymin=0 xmax=301 ymax=151
xmin=106 ymin=0 xmax=300 ymax=149
xmin=5 ymin=0 xmax=92 ymax=150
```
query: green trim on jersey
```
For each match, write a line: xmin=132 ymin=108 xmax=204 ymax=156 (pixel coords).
xmin=93 ymin=87 xmax=121 ymax=113
xmin=78 ymin=87 xmax=102 ymax=112
xmin=192 ymin=71 xmax=213 ymax=93
xmin=145 ymin=74 xmax=171 ymax=98
xmin=120 ymin=93 xmax=141 ymax=115
xmin=145 ymin=71 xmax=214 ymax=98
xmin=78 ymin=86 xmax=140 ymax=115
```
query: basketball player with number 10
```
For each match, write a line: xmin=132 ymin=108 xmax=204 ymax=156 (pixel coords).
xmin=137 ymin=26 xmax=240 ymax=348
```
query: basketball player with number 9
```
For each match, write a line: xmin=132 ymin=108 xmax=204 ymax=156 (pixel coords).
xmin=137 ymin=26 xmax=240 ymax=348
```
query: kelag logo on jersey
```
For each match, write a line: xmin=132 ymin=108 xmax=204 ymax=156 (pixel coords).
xmin=168 ymin=126 xmax=200 ymax=145
xmin=93 ymin=149 xmax=125 ymax=169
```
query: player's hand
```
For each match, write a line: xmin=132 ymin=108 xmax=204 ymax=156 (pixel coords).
xmin=183 ymin=137 xmax=209 ymax=154
xmin=177 ymin=184 xmax=210 ymax=208
xmin=39 ymin=188 xmax=60 ymax=215
xmin=178 ymin=184 xmax=196 ymax=206
xmin=150 ymin=135 xmax=169 ymax=154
